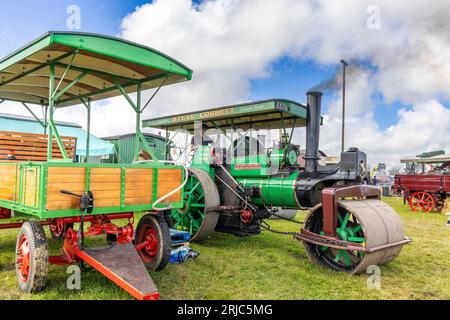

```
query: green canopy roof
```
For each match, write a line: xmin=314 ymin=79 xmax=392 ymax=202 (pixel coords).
xmin=143 ymin=99 xmax=315 ymax=131
xmin=0 ymin=32 xmax=193 ymax=107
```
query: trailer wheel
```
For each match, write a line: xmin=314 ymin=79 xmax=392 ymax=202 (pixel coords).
xmin=409 ymin=192 xmax=435 ymax=213
xmin=15 ymin=221 xmax=48 ymax=293
xmin=135 ymin=214 xmax=171 ymax=272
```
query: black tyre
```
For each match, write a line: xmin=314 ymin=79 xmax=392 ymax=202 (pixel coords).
xmin=15 ymin=221 xmax=48 ymax=293
xmin=135 ymin=214 xmax=171 ymax=272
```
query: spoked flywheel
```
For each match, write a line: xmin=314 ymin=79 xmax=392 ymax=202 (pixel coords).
xmin=170 ymin=168 xmax=220 ymax=241
xmin=304 ymin=199 xmax=405 ymax=274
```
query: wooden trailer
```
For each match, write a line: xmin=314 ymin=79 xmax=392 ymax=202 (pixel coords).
xmin=0 ymin=31 xmax=193 ymax=299
xmin=394 ymin=155 xmax=450 ymax=212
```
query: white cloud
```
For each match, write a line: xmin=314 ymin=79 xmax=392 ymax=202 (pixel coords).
xmin=2 ymin=0 xmax=449 ymax=167
xmin=117 ymin=0 xmax=450 ymax=167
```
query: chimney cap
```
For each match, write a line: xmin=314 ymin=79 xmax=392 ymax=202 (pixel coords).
xmin=306 ymin=91 xmax=323 ymax=97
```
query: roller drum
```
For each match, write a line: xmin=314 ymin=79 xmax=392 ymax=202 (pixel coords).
xmin=304 ymin=199 xmax=405 ymax=274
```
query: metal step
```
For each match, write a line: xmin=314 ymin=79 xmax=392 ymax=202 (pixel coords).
xmin=75 ymin=242 xmax=159 ymax=300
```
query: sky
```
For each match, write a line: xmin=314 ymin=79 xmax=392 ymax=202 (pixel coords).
xmin=0 ymin=0 xmax=449 ymax=169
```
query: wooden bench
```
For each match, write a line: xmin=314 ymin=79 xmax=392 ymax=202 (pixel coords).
xmin=0 ymin=130 xmax=77 ymax=161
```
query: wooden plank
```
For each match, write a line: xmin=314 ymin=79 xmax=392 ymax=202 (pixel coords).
xmin=47 ymin=199 xmax=80 ymax=211
xmin=124 ymin=181 xmax=153 ymax=191
xmin=47 ymin=182 xmax=85 ymax=192
xmin=91 ymin=175 xmax=121 ymax=183
xmin=91 ymin=168 xmax=122 ymax=174
xmin=90 ymin=183 xmax=122 ymax=192
xmin=0 ymin=130 xmax=76 ymax=161
xmin=48 ymin=167 xmax=86 ymax=174
xmin=92 ymin=190 xmax=121 ymax=199
xmin=95 ymin=198 xmax=121 ymax=207
xmin=47 ymin=174 xmax=86 ymax=183
xmin=125 ymin=189 xmax=152 ymax=198
xmin=125 ymin=175 xmax=153 ymax=183
xmin=0 ymin=130 xmax=76 ymax=140
xmin=125 ymin=197 xmax=152 ymax=205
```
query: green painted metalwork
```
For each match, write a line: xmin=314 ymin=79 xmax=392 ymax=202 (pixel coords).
xmin=237 ymin=173 xmax=299 ymax=208
xmin=321 ymin=212 xmax=366 ymax=266
xmin=171 ymin=173 xmax=205 ymax=234
xmin=143 ymin=99 xmax=319 ymax=131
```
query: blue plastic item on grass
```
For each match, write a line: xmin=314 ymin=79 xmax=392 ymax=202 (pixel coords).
xmin=170 ymin=246 xmax=199 ymax=264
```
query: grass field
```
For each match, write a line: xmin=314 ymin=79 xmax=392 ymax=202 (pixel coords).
xmin=0 ymin=198 xmax=449 ymax=300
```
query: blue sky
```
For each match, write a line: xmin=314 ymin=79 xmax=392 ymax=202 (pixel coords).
xmin=0 ymin=0 xmax=446 ymax=132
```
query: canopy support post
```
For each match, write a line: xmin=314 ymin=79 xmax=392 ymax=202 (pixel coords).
xmin=134 ymin=84 xmax=142 ymax=162
xmin=165 ymin=129 xmax=170 ymax=161
xmin=81 ymin=98 xmax=91 ymax=163
xmin=47 ymin=64 xmax=69 ymax=161
xmin=43 ymin=105 xmax=48 ymax=135
xmin=289 ymin=118 xmax=297 ymax=145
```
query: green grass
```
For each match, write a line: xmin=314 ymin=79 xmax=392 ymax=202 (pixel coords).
xmin=0 ymin=198 xmax=449 ymax=300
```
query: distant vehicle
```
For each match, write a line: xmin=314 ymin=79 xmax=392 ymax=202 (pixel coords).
xmin=394 ymin=153 xmax=450 ymax=212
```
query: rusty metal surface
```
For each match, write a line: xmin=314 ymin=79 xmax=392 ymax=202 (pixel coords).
xmin=83 ymin=242 xmax=157 ymax=296
xmin=322 ymin=185 xmax=381 ymax=237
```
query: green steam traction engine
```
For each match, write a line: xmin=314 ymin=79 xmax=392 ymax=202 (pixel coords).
xmin=144 ymin=92 xmax=411 ymax=274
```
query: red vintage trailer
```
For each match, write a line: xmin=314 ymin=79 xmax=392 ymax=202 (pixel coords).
xmin=394 ymin=154 xmax=450 ymax=212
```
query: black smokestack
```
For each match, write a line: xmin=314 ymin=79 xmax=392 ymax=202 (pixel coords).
xmin=305 ymin=91 xmax=322 ymax=173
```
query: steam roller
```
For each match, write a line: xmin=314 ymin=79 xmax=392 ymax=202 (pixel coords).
xmin=144 ymin=91 xmax=412 ymax=274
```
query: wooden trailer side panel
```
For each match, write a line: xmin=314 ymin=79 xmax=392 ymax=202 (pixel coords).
xmin=0 ymin=164 xmax=19 ymax=202
xmin=395 ymin=174 xmax=445 ymax=192
xmin=157 ymin=168 xmax=182 ymax=203
xmin=90 ymin=168 xmax=121 ymax=208
xmin=0 ymin=163 xmax=184 ymax=218
xmin=443 ymin=175 xmax=450 ymax=192
xmin=125 ymin=168 xmax=153 ymax=205
xmin=23 ymin=166 xmax=40 ymax=208
xmin=46 ymin=167 xmax=86 ymax=211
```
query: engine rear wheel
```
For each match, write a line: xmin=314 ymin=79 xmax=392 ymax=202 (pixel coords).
xmin=304 ymin=199 xmax=405 ymax=274
xmin=170 ymin=168 xmax=220 ymax=241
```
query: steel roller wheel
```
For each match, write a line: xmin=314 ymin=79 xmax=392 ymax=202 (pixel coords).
xmin=409 ymin=192 xmax=435 ymax=213
xmin=170 ymin=168 xmax=220 ymax=241
xmin=304 ymin=199 xmax=405 ymax=274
